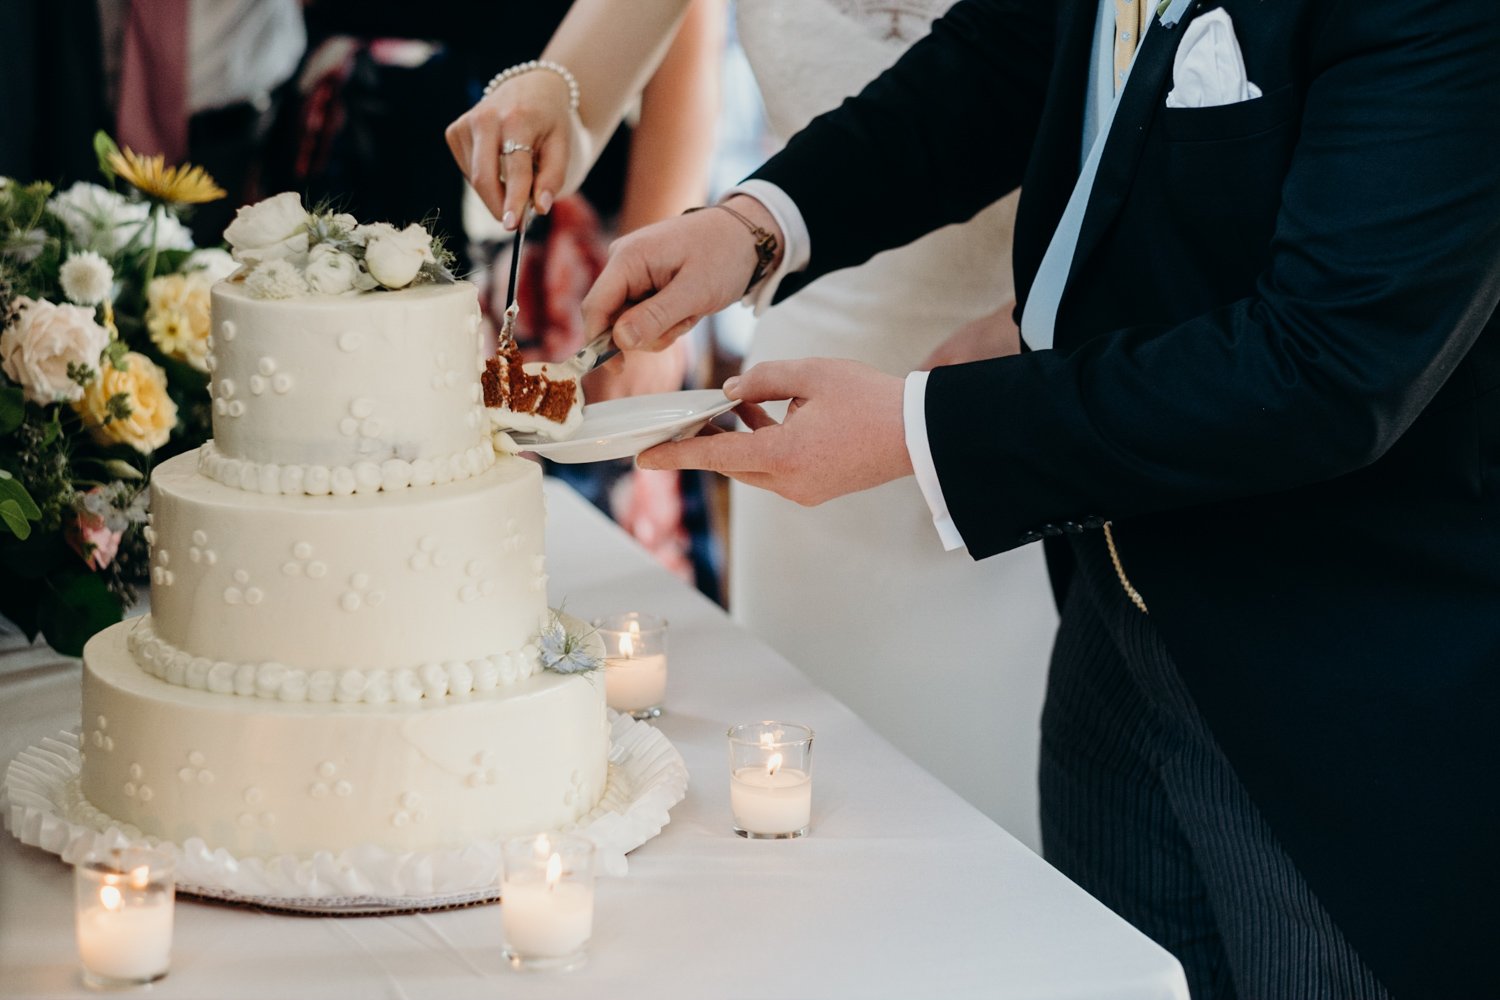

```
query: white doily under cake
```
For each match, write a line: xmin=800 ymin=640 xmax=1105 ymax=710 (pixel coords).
xmin=2 ymin=711 xmax=687 ymax=915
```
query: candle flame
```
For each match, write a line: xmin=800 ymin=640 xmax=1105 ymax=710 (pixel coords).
xmin=766 ymin=752 xmax=783 ymax=778
xmin=100 ymin=884 xmax=124 ymax=911
xmin=128 ymin=865 xmax=151 ymax=890
xmin=619 ymin=632 xmax=635 ymax=659
xmin=628 ymin=619 xmax=642 ymax=638
xmin=545 ymin=852 xmax=562 ymax=891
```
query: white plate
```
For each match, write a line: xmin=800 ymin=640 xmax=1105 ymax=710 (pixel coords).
xmin=511 ymin=389 xmax=737 ymax=463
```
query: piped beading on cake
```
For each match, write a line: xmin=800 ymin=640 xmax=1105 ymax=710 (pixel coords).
xmin=127 ymin=615 xmax=542 ymax=704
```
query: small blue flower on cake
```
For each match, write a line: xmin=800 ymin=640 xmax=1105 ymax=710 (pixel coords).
xmin=538 ymin=613 xmax=602 ymax=675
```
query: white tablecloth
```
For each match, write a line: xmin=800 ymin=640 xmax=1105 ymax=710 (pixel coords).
xmin=0 ymin=480 xmax=1188 ymax=1000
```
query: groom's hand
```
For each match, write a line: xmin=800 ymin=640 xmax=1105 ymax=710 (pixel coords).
xmin=637 ymin=358 xmax=913 ymax=506
xmin=581 ymin=196 xmax=783 ymax=352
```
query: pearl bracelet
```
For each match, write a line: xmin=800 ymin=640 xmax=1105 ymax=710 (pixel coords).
xmin=482 ymin=59 xmax=581 ymax=112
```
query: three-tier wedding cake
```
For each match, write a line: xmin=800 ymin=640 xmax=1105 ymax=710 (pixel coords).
xmin=76 ymin=198 xmax=609 ymax=860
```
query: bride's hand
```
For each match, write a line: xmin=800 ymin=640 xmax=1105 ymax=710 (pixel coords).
xmin=637 ymin=358 xmax=912 ymax=506
xmin=919 ymin=301 xmax=1021 ymax=370
xmin=445 ymin=70 xmax=576 ymax=229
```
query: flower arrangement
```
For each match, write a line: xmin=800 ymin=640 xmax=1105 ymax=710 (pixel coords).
xmin=0 ymin=132 xmax=229 ymax=654
xmin=225 ymin=192 xmax=455 ymax=298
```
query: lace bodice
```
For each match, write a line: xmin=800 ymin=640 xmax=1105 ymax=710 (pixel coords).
xmin=736 ymin=0 xmax=961 ymax=141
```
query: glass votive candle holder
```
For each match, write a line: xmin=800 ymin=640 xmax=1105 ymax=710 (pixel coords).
xmin=727 ymin=721 xmax=815 ymax=839
xmin=501 ymin=833 xmax=597 ymax=972
xmin=73 ymin=846 xmax=175 ymax=990
xmin=594 ymin=613 xmax=668 ymax=720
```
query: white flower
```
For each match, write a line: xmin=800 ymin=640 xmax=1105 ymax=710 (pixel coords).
xmin=224 ymin=192 xmax=310 ymax=265
xmin=45 ymin=182 xmax=192 ymax=255
xmin=182 ymin=247 xmax=239 ymax=283
xmin=58 ymin=251 xmax=115 ymax=307
xmin=0 ymin=297 xmax=111 ymax=405
xmin=47 ymin=182 xmax=138 ymax=253
xmin=244 ymin=259 xmax=310 ymax=300
xmin=361 ymin=222 xmax=434 ymax=289
xmin=150 ymin=212 xmax=196 ymax=253
xmin=304 ymin=244 xmax=360 ymax=295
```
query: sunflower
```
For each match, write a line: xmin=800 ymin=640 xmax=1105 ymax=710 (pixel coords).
xmin=107 ymin=147 xmax=226 ymax=205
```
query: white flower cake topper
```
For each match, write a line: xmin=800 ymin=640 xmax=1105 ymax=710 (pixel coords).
xmin=225 ymin=194 xmax=454 ymax=299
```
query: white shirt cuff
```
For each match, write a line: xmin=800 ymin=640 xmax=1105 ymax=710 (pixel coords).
xmin=723 ymin=179 xmax=811 ymax=314
xmin=904 ymin=371 xmax=967 ymax=552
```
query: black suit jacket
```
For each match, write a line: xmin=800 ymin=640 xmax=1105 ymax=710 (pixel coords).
xmin=751 ymin=1 xmax=1500 ymax=996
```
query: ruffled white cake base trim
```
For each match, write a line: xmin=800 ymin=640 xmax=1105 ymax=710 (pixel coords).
xmin=3 ymin=712 xmax=687 ymax=914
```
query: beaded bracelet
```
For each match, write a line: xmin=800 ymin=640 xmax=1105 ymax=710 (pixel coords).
xmin=482 ymin=59 xmax=581 ymax=112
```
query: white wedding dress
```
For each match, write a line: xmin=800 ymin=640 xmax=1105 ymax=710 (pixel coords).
xmin=732 ymin=0 xmax=1058 ymax=849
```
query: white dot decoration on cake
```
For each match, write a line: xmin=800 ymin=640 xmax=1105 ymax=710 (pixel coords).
xmin=282 ymin=540 xmax=327 ymax=578
xmin=391 ymin=792 xmax=428 ymax=827
xmin=337 ymin=329 xmax=362 ymax=353
xmin=339 ymin=572 xmax=385 ymax=612
xmin=224 ymin=568 xmax=263 ymax=606
xmin=187 ymin=529 xmax=217 ymax=565
xmin=219 ymin=319 xmax=236 ymax=340
xmin=177 ymin=750 xmax=214 ymax=786
xmin=466 ymin=750 xmax=500 ymax=788
xmin=563 ymin=769 xmax=589 ymax=810
xmin=430 ymin=352 xmax=461 ymax=391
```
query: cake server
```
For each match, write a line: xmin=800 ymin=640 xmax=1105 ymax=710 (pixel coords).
xmin=498 ymin=203 xmax=530 ymax=348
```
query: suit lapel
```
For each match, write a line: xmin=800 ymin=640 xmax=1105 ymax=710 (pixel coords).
xmin=1065 ymin=8 xmax=1196 ymax=289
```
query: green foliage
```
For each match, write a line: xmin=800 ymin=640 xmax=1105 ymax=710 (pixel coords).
xmin=0 ymin=469 xmax=42 ymax=538
xmin=37 ymin=571 xmax=123 ymax=656
xmin=0 ymin=386 xmax=23 ymax=434
xmin=94 ymin=131 xmax=122 ymax=181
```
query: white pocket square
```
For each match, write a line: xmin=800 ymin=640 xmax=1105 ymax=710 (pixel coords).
xmin=1164 ymin=9 xmax=1264 ymax=109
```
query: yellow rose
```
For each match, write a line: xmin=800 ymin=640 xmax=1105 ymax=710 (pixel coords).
xmin=145 ymin=271 xmax=212 ymax=372
xmin=73 ymin=351 xmax=178 ymax=454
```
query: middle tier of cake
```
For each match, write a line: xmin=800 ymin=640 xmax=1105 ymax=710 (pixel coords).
xmin=145 ymin=449 xmax=549 ymax=684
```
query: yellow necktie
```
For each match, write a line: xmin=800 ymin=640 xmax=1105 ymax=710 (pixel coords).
xmin=1112 ymin=0 xmax=1145 ymax=94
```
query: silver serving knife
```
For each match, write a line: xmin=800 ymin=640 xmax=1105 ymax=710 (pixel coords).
xmin=498 ymin=203 xmax=530 ymax=348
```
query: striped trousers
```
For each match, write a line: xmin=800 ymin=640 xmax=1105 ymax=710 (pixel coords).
xmin=1039 ymin=537 xmax=1391 ymax=1000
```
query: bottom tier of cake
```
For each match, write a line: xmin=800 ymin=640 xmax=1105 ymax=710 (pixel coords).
xmin=79 ymin=620 xmax=610 ymax=859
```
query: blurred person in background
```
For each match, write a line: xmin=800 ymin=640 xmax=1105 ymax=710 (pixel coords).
xmin=99 ymin=0 xmax=306 ymax=246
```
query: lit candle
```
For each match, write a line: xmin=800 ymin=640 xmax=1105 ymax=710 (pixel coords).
xmin=726 ymin=722 xmax=816 ymax=839
xmin=501 ymin=834 xmax=597 ymax=972
xmin=595 ymin=614 xmax=668 ymax=719
xmin=74 ymin=853 xmax=174 ymax=988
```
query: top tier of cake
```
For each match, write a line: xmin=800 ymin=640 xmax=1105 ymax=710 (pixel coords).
xmin=202 ymin=281 xmax=493 ymax=495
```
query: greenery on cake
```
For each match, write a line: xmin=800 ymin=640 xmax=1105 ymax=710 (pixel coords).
xmin=0 ymin=132 xmax=231 ymax=654
xmin=226 ymin=194 xmax=455 ymax=299
xmin=538 ymin=611 xmax=603 ymax=675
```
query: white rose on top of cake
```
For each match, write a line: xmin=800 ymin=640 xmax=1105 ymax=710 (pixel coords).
xmin=77 ymin=194 xmax=610 ymax=864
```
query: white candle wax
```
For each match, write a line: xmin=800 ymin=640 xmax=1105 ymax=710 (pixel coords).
xmin=605 ymin=653 xmax=667 ymax=713
xmin=502 ymin=879 xmax=594 ymax=958
xmin=76 ymin=896 xmax=173 ymax=981
xmin=730 ymin=766 xmax=812 ymax=835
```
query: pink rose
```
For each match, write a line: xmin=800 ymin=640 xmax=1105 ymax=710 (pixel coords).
xmin=66 ymin=494 xmax=123 ymax=570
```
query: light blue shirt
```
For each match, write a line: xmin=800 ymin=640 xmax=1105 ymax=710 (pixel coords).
xmin=736 ymin=0 xmax=1170 ymax=550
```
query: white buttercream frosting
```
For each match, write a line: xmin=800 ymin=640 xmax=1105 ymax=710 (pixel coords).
xmin=207 ymin=281 xmax=490 ymax=479
xmin=81 ymin=620 xmax=610 ymax=859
